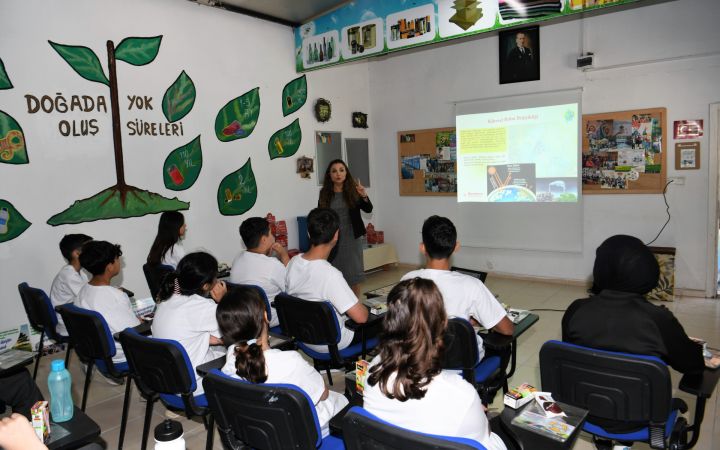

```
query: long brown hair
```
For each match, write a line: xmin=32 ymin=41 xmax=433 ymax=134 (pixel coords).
xmin=367 ymin=278 xmax=448 ymax=401
xmin=216 ymin=286 xmax=268 ymax=383
xmin=318 ymin=159 xmax=360 ymax=208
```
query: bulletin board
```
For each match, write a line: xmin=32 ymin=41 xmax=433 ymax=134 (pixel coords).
xmin=582 ymin=107 xmax=667 ymax=194
xmin=398 ymin=127 xmax=457 ymax=196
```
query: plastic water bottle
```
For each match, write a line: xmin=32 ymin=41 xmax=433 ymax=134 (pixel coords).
xmin=154 ymin=419 xmax=185 ymax=450
xmin=48 ymin=359 xmax=73 ymax=422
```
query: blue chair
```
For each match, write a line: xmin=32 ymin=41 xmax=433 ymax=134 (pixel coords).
xmin=118 ymin=328 xmax=214 ymax=450
xmin=55 ymin=304 xmax=132 ymax=449
xmin=142 ymin=263 xmax=174 ymax=300
xmin=275 ymin=293 xmax=379 ymax=385
xmin=443 ymin=318 xmax=505 ymax=405
xmin=540 ymin=340 xmax=701 ymax=449
xmin=202 ymin=369 xmax=344 ymax=450
xmin=18 ymin=282 xmax=73 ymax=379
xmin=343 ymin=406 xmax=486 ymax=450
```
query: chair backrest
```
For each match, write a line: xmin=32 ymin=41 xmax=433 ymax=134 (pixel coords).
xmin=343 ymin=406 xmax=486 ymax=450
xmin=233 ymin=284 xmax=272 ymax=322
xmin=118 ymin=328 xmax=196 ymax=396
xmin=450 ymin=267 xmax=488 ymax=283
xmin=18 ymin=282 xmax=58 ymax=337
xmin=442 ymin=318 xmax=480 ymax=383
xmin=142 ymin=263 xmax=174 ymax=300
xmin=274 ymin=293 xmax=341 ymax=347
xmin=540 ymin=340 xmax=672 ymax=424
xmin=203 ymin=369 xmax=322 ymax=450
xmin=56 ymin=304 xmax=115 ymax=361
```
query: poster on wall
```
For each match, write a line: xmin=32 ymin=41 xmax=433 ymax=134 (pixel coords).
xmin=0 ymin=110 xmax=28 ymax=164
xmin=45 ymin=36 xmax=191 ymax=225
xmin=163 ymin=136 xmax=203 ymax=190
xmin=282 ymin=75 xmax=308 ymax=117
xmin=162 ymin=70 xmax=196 ymax=123
xmin=215 ymin=87 xmax=261 ymax=142
xmin=268 ymin=119 xmax=302 ymax=160
xmin=294 ymin=0 xmax=646 ymax=72
xmin=0 ymin=200 xmax=31 ymax=243
xmin=217 ymin=158 xmax=258 ymax=215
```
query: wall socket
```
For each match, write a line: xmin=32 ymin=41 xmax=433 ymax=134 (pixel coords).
xmin=669 ymin=176 xmax=685 ymax=185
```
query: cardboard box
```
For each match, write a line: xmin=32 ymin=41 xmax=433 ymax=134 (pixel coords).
xmin=504 ymin=383 xmax=537 ymax=409
xmin=31 ymin=400 xmax=50 ymax=442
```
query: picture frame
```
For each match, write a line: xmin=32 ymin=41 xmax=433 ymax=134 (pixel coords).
xmin=675 ymin=142 xmax=700 ymax=170
xmin=499 ymin=26 xmax=540 ymax=84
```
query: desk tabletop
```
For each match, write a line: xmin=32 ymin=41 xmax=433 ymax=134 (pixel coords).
xmin=680 ymin=366 xmax=720 ymax=399
xmin=46 ymin=407 xmax=101 ymax=450
xmin=0 ymin=349 xmax=34 ymax=376
xmin=500 ymin=400 xmax=588 ymax=450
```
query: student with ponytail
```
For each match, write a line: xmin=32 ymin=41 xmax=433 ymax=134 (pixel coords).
xmin=216 ymin=286 xmax=347 ymax=437
xmin=151 ymin=252 xmax=227 ymax=395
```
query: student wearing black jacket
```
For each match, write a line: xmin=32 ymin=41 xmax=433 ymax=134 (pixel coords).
xmin=318 ymin=159 xmax=372 ymax=297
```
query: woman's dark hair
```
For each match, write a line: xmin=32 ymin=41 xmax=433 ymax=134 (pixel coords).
xmin=367 ymin=278 xmax=447 ymax=401
xmin=157 ymin=252 xmax=218 ymax=301
xmin=591 ymin=234 xmax=660 ymax=295
xmin=216 ymin=286 xmax=268 ymax=383
xmin=147 ymin=211 xmax=185 ymax=265
xmin=318 ymin=159 xmax=360 ymax=209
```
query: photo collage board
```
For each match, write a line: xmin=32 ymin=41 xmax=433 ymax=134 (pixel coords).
xmin=398 ymin=127 xmax=457 ymax=196
xmin=582 ymin=107 xmax=667 ymax=194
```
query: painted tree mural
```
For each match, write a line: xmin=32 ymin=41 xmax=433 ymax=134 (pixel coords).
xmin=46 ymin=37 xmax=189 ymax=225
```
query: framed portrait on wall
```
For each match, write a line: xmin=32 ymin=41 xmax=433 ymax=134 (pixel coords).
xmin=499 ymin=26 xmax=540 ymax=84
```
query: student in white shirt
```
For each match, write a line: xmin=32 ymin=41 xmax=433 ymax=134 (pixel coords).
xmin=402 ymin=215 xmax=513 ymax=360
xmin=50 ymin=233 xmax=92 ymax=336
xmin=285 ymin=208 xmax=372 ymax=352
xmin=147 ymin=211 xmax=186 ymax=269
xmin=216 ymin=286 xmax=347 ymax=438
xmin=76 ymin=241 xmax=140 ymax=365
xmin=363 ymin=278 xmax=507 ymax=450
xmin=152 ymin=252 xmax=227 ymax=396
xmin=229 ymin=217 xmax=290 ymax=328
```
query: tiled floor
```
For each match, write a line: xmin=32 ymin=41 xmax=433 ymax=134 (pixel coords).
xmin=32 ymin=264 xmax=719 ymax=449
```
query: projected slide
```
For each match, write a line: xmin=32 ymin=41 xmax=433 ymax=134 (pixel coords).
xmin=457 ymin=103 xmax=579 ymax=202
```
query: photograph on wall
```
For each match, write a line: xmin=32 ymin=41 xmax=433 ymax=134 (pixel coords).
xmin=499 ymin=26 xmax=540 ymax=84
xmin=673 ymin=119 xmax=703 ymax=140
xmin=486 ymin=163 xmax=537 ymax=201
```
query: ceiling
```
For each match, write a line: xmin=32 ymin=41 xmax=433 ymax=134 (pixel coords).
xmin=196 ymin=0 xmax=350 ymax=27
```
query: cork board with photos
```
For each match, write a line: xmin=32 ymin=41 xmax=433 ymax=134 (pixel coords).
xmin=582 ymin=108 xmax=667 ymax=194
xmin=398 ymin=127 xmax=457 ymax=196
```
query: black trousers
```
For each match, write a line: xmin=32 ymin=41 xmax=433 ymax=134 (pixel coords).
xmin=0 ymin=368 xmax=44 ymax=419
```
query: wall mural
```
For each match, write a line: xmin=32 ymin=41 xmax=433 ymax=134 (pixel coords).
xmin=45 ymin=36 xmax=190 ymax=226
xmin=163 ymin=135 xmax=202 ymax=191
xmin=282 ymin=75 xmax=307 ymax=117
xmin=0 ymin=110 xmax=28 ymax=164
xmin=215 ymin=87 xmax=260 ymax=142
xmin=268 ymin=118 xmax=301 ymax=160
xmin=217 ymin=158 xmax=257 ymax=215
xmin=0 ymin=200 xmax=31 ymax=243
xmin=0 ymin=58 xmax=12 ymax=89
xmin=162 ymin=70 xmax=196 ymax=123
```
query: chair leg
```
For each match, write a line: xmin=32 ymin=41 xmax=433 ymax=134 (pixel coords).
xmin=205 ymin=414 xmax=215 ymax=450
xmin=81 ymin=360 xmax=94 ymax=411
xmin=141 ymin=398 xmax=155 ymax=450
xmin=326 ymin=367 xmax=333 ymax=386
xmin=117 ymin=376 xmax=132 ymax=450
xmin=33 ymin=331 xmax=45 ymax=380
xmin=63 ymin=343 xmax=72 ymax=369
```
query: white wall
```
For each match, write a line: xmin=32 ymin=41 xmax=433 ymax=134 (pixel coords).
xmin=0 ymin=0 xmax=372 ymax=334
xmin=368 ymin=0 xmax=720 ymax=291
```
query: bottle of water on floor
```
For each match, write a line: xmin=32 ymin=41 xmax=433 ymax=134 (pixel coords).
xmin=48 ymin=359 xmax=74 ymax=422
xmin=154 ymin=419 xmax=185 ymax=449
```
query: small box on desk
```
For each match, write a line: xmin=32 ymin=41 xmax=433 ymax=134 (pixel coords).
xmin=31 ymin=400 xmax=50 ymax=442
xmin=504 ymin=383 xmax=537 ymax=409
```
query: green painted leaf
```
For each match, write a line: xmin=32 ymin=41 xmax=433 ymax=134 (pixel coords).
xmin=0 ymin=199 xmax=31 ymax=243
xmin=162 ymin=71 xmax=196 ymax=122
xmin=47 ymin=186 xmax=189 ymax=226
xmin=0 ymin=110 xmax=28 ymax=164
xmin=163 ymin=135 xmax=202 ymax=191
xmin=217 ymin=158 xmax=257 ymax=215
xmin=282 ymin=75 xmax=307 ymax=116
xmin=268 ymin=119 xmax=302 ymax=160
xmin=214 ymin=87 xmax=260 ymax=142
xmin=48 ymin=41 xmax=109 ymax=86
xmin=115 ymin=36 xmax=162 ymax=66
xmin=0 ymin=58 xmax=13 ymax=90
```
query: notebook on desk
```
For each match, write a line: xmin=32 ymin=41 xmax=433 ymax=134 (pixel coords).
xmin=0 ymin=349 xmax=34 ymax=370
xmin=507 ymin=308 xmax=530 ymax=325
xmin=362 ymin=295 xmax=388 ymax=315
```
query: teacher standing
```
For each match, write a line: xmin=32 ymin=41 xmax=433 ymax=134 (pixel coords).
xmin=318 ymin=159 xmax=372 ymax=297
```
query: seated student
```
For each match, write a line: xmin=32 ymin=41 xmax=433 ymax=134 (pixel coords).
xmin=77 ymin=241 xmax=140 ymax=365
xmin=152 ymin=252 xmax=227 ymax=396
xmin=402 ymin=216 xmax=513 ymax=360
xmin=229 ymin=217 xmax=290 ymax=328
xmin=147 ymin=211 xmax=186 ymax=269
xmin=285 ymin=208 xmax=370 ymax=352
xmin=217 ymin=286 xmax=348 ymax=437
xmin=50 ymin=233 xmax=93 ymax=336
xmin=364 ymin=278 xmax=506 ymax=450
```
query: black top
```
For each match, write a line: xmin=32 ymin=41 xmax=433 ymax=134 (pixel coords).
xmin=562 ymin=290 xmax=704 ymax=375
xmin=320 ymin=196 xmax=373 ymax=239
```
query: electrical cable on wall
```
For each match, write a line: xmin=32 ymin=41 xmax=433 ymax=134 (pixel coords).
xmin=645 ymin=180 xmax=674 ymax=246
